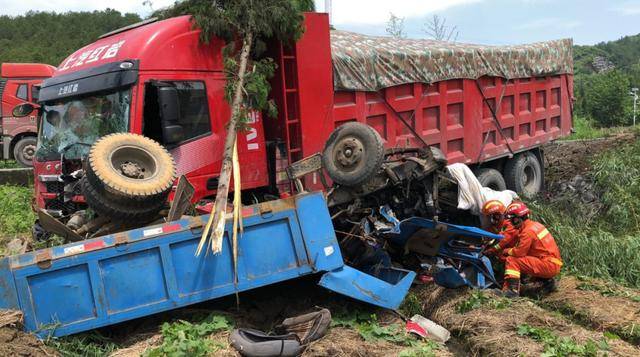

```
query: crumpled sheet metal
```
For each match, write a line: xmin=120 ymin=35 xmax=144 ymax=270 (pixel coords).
xmin=331 ymin=30 xmax=573 ymax=91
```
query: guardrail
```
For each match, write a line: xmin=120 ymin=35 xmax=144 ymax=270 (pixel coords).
xmin=0 ymin=168 xmax=33 ymax=186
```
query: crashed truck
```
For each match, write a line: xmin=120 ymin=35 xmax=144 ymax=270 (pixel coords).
xmin=0 ymin=13 xmax=573 ymax=337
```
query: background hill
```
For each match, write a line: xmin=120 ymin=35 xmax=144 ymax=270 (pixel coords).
xmin=1 ymin=9 xmax=639 ymax=127
xmin=0 ymin=10 xmax=141 ymax=66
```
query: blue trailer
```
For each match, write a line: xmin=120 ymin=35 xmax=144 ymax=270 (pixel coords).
xmin=0 ymin=192 xmax=415 ymax=338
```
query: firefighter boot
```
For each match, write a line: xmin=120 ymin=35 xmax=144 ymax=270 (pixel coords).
xmin=502 ymin=278 xmax=520 ymax=298
xmin=540 ymin=278 xmax=557 ymax=295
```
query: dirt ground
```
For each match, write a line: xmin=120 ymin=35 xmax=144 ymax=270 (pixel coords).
xmin=3 ymin=134 xmax=640 ymax=356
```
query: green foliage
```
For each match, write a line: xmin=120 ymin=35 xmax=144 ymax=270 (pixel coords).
xmin=332 ymin=310 xmax=438 ymax=354
xmin=530 ymin=138 xmax=640 ymax=287
xmin=563 ymin=116 xmax=626 ymax=141
xmin=456 ymin=291 xmax=511 ymax=314
xmin=46 ymin=331 xmax=120 ymax=357
xmin=576 ymin=277 xmax=640 ymax=302
xmin=400 ymin=292 xmax=423 ymax=317
xmin=158 ymin=0 xmax=307 ymax=127
xmin=0 ymin=160 xmax=19 ymax=169
xmin=0 ymin=10 xmax=141 ymax=66
xmin=0 ymin=185 xmax=36 ymax=236
xmin=145 ymin=314 xmax=231 ymax=357
xmin=575 ymin=70 xmax=633 ymax=127
xmin=517 ymin=324 xmax=608 ymax=357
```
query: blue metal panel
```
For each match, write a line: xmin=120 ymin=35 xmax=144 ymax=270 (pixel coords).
xmin=100 ymin=249 xmax=169 ymax=313
xmin=0 ymin=258 xmax=19 ymax=310
xmin=294 ymin=193 xmax=343 ymax=271
xmin=319 ymin=266 xmax=415 ymax=310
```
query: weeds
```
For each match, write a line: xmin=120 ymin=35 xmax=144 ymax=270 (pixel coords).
xmin=531 ymin=138 xmax=640 ymax=288
xmin=562 ymin=116 xmax=627 ymax=141
xmin=576 ymin=279 xmax=640 ymax=302
xmin=46 ymin=331 xmax=120 ymax=357
xmin=144 ymin=314 xmax=231 ymax=357
xmin=0 ymin=185 xmax=35 ymax=236
xmin=0 ymin=160 xmax=19 ymax=169
xmin=400 ymin=292 xmax=423 ymax=317
xmin=333 ymin=310 xmax=439 ymax=356
xmin=456 ymin=291 xmax=511 ymax=313
xmin=517 ymin=324 xmax=608 ymax=357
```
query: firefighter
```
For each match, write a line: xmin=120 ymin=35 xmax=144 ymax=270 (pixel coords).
xmin=481 ymin=200 xmax=517 ymax=256
xmin=500 ymin=201 xmax=563 ymax=297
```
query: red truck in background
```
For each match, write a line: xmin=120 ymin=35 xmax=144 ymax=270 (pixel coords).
xmin=0 ymin=63 xmax=56 ymax=166
xmin=33 ymin=13 xmax=573 ymax=215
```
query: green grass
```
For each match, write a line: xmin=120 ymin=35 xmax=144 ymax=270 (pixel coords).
xmin=0 ymin=160 xmax=19 ymax=169
xmin=517 ymin=324 xmax=609 ymax=356
xmin=144 ymin=314 xmax=231 ymax=357
xmin=456 ymin=291 xmax=511 ymax=314
xmin=332 ymin=309 xmax=440 ymax=356
xmin=562 ymin=116 xmax=629 ymax=141
xmin=530 ymin=137 xmax=640 ymax=288
xmin=0 ymin=185 xmax=36 ymax=238
xmin=46 ymin=331 xmax=120 ymax=357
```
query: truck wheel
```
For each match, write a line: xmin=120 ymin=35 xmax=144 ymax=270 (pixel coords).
xmin=475 ymin=168 xmax=507 ymax=191
xmin=504 ymin=152 xmax=542 ymax=198
xmin=80 ymin=177 xmax=164 ymax=222
xmin=86 ymin=133 xmax=176 ymax=199
xmin=13 ymin=136 xmax=37 ymax=167
xmin=322 ymin=122 xmax=384 ymax=187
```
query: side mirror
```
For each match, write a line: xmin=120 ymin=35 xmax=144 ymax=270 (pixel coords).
xmin=157 ymin=86 xmax=184 ymax=145
xmin=13 ymin=103 xmax=35 ymax=117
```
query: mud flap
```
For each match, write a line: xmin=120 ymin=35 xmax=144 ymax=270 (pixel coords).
xmin=318 ymin=266 xmax=415 ymax=310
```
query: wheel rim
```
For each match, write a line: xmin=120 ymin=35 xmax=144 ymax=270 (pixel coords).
xmin=21 ymin=143 xmax=36 ymax=162
xmin=333 ymin=136 xmax=365 ymax=172
xmin=108 ymin=145 xmax=158 ymax=180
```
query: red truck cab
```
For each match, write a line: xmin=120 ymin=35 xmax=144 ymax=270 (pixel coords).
xmin=35 ymin=14 xmax=573 ymax=213
xmin=1 ymin=63 xmax=56 ymax=166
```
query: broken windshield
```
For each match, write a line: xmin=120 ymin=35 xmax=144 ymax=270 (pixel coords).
xmin=36 ymin=88 xmax=131 ymax=161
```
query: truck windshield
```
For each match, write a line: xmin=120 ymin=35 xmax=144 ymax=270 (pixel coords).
xmin=36 ymin=88 xmax=131 ymax=161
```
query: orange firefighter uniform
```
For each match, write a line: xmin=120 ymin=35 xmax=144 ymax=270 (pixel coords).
xmin=502 ymin=218 xmax=563 ymax=281
xmin=481 ymin=200 xmax=518 ymax=257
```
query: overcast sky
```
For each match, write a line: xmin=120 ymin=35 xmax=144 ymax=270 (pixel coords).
xmin=0 ymin=0 xmax=638 ymax=45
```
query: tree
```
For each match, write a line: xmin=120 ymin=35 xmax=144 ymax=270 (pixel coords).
xmin=423 ymin=14 xmax=458 ymax=42
xmin=160 ymin=0 xmax=307 ymax=254
xmin=386 ymin=12 xmax=406 ymax=39
xmin=579 ymin=70 xmax=632 ymax=127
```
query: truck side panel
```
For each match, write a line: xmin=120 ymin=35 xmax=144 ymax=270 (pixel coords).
xmin=2 ymin=192 xmax=344 ymax=338
xmin=332 ymin=75 xmax=572 ymax=165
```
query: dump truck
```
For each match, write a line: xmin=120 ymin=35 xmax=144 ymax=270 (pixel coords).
xmin=0 ymin=63 xmax=56 ymax=166
xmin=2 ymin=12 xmax=573 ymax=338
xmin=32 ymin=13 xmax=573 ymax=217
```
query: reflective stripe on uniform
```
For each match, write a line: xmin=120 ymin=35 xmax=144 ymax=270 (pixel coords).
xmin=547 ymin=257 xmax=563 ymax=266
xmin=493 ymin=243 xmax=502 ymax=251
xmin=507 ymin=248 xmax=514 ymax=256
xmin=505 ymin=269 xmax=521 ymax=278
xmin=536 ymin=229 xmax=550 ymax=240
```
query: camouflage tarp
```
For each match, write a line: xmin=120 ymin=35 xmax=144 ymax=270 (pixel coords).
xmin=331 ymin=31 xmax=573 ymax=92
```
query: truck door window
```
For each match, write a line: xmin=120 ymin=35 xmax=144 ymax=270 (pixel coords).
xmin=143 ymin=81 xmax=211 ymax=145
xmin=31 ymin=85 xmax=40 ymax=102
xmin=16 ymin=84 xmax=28 ymax=100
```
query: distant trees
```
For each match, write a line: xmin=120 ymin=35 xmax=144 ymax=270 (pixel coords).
xmin=0 ymin=10 xmax=141 ymax=66
xmin=423 ymin=15 xmax=458 ymax=42
xmin=385 ymin=13 xmax=406 ymax=39
xmin=576 ymin=71 xmax=633 ymax=127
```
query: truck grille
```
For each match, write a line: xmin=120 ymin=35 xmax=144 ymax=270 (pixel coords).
xmin=45 ymin=181 xmax=65 ymax=193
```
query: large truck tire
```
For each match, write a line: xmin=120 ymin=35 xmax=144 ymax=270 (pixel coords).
xmin=322 ymin=122 xmax=384 ymax=187
xmin=503 ymin=151 xmax=542 ymax=198
xmin=80 ymin=177 xmax=165 ymax=222
xmin=475 ymin=168 xmax=507 ymax=191
xmin=13 ymin=136 xmax=37 ymax=167
xmin=86 ymin=133 xmax=176 ymax=199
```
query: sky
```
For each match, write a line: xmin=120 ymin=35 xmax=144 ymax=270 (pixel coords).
xmin=0 ymin=0 xmax=638 ymax=45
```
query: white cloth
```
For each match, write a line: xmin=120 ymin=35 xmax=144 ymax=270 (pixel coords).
xmin=446 ymin=163 xmax=519 ymax=220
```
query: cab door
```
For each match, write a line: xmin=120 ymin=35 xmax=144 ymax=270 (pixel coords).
xmin=136 ymin=73 xmax=268 ymax=201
